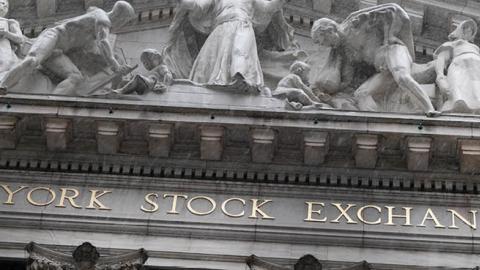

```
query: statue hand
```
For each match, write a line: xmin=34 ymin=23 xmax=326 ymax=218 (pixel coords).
xmin=317 ymin=92 xmax=332 ymax=102
xmin=113 ymin=65 xmax=133 ymax=76
xmin=0 ymin=29 xmax=9 ymax=38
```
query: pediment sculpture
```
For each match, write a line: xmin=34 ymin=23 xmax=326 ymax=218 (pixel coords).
xmin=26 ymin=242 xmax=148 ymax=270
xmin=1 ymin=1 xmax=480 ymax=116
xmin=247 ymin=254 xmax=371 ymax=270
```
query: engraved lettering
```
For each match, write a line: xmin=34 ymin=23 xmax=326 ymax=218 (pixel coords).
xmin=187 ymin=196 xmax=216 ymax=216
xmin=221 ymin=198 xmax=246 ymax=218
xmin=304 ymin=202 xmax=327 ymax=222
xmin=1 ymin=184 xmax=27 ymax=205
xmin=249 ymin=199 xmax=275 ymax=220
xmin=86 ymin=190 xmax=112 ymax=210
xmin=164 ymin=194 xmax=188 ymax=214
xmin=27 ymin=187 xmax=56 ymax=207
xmin=141 ymin=193 xmax=159 ymax=213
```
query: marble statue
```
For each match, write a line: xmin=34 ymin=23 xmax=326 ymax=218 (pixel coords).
xmin=310 ymin=4 xmax=440 ymax=116
xmin=26 ymin=242 xmax=148 ymax=270
xmin=247 ymin=255 xmax=371 ymax=270
xmin=114 ymin=48 xmax=173 ymax=95
xmin=273 ymin=61 xmax=331 ymax=110
xmin=0 ymin=0 xmax=24 ymax=94
xmin=0 ymin=1 xmax=135 ymax=96
xmin=434 ymin=19 xmax=480 ymax=113
xmin=164 ymin=0 xmax=301 ymax=93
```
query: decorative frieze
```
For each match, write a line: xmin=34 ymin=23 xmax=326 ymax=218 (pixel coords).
xmin=458 ymin=139 xmax=480 ymax=174
xmin=26 ymin=242 xmax=148 ymax=270
xmin=200 ymin=126 xmax=225 ymax=161
xmin=96 ymin=121 xmax=121 ymax=154
xmin=251 ymin=128 xmax=276 ymax=163
xmin=148 ymin=123 xmax=173 ymax=157
xmin=354 ymin=134 xmax=379 ymax=169
xmin=304 ymin=131 xmax=329 ymax=166
xmin=45 ymin=118 xmax=71 ymax=152
xmin=0 ymin=116 xmax=17 ymax=150
xmin=406 ymin=137 xmax=432 ymax=171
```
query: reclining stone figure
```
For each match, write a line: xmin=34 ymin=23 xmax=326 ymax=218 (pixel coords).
xmin=113 ymin=49 xmax=173 ymax=95
xmin=272 ymin=61 xmax=331 ymax=110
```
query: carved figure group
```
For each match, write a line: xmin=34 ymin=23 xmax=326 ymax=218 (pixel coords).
xmin=0 ymin=0 xmax=135 ymax=96
xmin=1 ymin=0 xmax=480 ymax=116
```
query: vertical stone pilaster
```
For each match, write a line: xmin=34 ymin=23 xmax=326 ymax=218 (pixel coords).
xmin=200 ymin=126 xmax=224 ymax=161
xmin=458 ymin=139 xmax=480 ymax=174
xmin=304 ymin=131 xmax=329 ymax=166
xmin=354 ymin=134 xmax=379 ymax=169
xmin=251 ymin=128 xmax=276 ymax=163
xmin=148 ymin=123 xmax=173 ymax=157
xmin=406 ymin=137 xmax=432 ymax=171
xmin=45 ymin=118 xmax=71 ymax=152
xmin=0 ymin=116 xmax=17 ymax=150
xmin=97 ymin=121 xmax=121 ymax=154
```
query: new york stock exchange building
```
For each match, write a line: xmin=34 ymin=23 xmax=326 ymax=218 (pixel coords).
xmin=1 ymin=0 xmax=480 ymax=269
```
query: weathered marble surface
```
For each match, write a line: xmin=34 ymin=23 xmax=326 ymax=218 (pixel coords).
xmin=2 ymin=2 xmax=480 ymax=116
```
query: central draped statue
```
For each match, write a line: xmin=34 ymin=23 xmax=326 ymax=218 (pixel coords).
xmin=164 ymin=0 xmax=300 ymax=92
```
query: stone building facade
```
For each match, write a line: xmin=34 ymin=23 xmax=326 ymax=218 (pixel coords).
xmin=1 ymin=0 xmax=480 ymax=270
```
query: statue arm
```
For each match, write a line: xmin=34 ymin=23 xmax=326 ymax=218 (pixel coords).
xmin=294 ymin=76 xmax=321 ymax=102
xmin=95 ymin=22 xmax=121 ymax=70
xmin=434 ymin=49 xmax=451 ymax=95
xmin=5 ymin=20 xmax=24 ymax=45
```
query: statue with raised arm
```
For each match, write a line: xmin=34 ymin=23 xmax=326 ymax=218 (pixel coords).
xmin=0 ymin=0 xmax=24 ymax=89
xmin=434 ymin=19 xmax=480 ymax=114
xmin=310 ymin=4 xmax=440 ymax=116
xmin=164 ymin=0 xmax=300 ymax=93
xmin=0 ymin=1 xmax=135 ymax=96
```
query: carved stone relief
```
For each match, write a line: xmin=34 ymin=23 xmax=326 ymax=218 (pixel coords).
xmin=26 ymin=242 xmax=148 ymax=270
xmin=1 ymin=1 xmax=480 ymax=116
xmin=247 ymin=255 xmax=370 ymax=270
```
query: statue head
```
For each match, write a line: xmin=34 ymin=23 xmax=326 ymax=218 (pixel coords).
xmin=290 ymin=61 xmax=310 ymax=82
xmin=72 ymin=242 xmax=100 ymax=270
xmin=449 ymin=19 xmax=477 ymax=42
xmin=0 ymin=0 xmax=9 ymax=18
xmin=140 ymin=49 xmax=164 ymax=71
xmin=311 ymin=18 xmax=342 ymax=48
xmin=294 ymin=255 xmax=322 ymax=270
xmin=109 ymin=1 xmax=136 ymax=29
